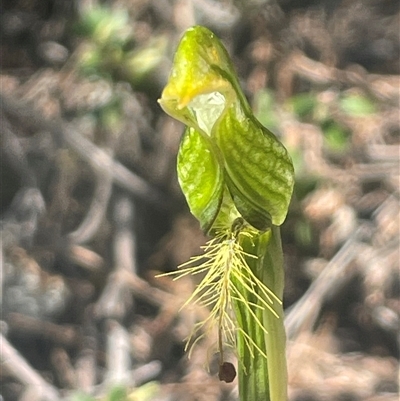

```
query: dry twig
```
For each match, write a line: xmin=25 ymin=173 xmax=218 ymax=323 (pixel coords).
xmin=0 ymin=333 xmax=60 ymax=401
xmin=285 ymin=225 xmax=370 ymax=339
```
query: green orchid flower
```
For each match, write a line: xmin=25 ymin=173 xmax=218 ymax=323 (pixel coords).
xmin=159 ymin=26 xmax=293 ymax=233
xmin=159 ymin=26 xmax=294 ymax=401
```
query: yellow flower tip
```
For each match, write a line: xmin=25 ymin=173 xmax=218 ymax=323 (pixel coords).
xmin=158 ymin=91 xmax=190 ymax=113
xmin=177 ymin=96 xmax=192 ymax=110
xmin=160 ymin=75 xmax=232 ymax=108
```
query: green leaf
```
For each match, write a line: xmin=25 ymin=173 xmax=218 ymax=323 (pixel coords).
xmin=322 ymin=120 xmax=349 ymax=152
xmin=340 ymin=94 xmax=376 ymax=116
xmin=107 ymin=385 xmax=127 ymax=401
xmin=70 ymin=393 xmax=96 ymax=401
xmin=125 ymin=37 xmax=168 ymax=84
xmin=177 ymin=127 xmax=224 ymax=231
xmin=78 ymin=6 xmax=131 ymax=46
xmin=286 ymin=93 xmax=317 ymax=119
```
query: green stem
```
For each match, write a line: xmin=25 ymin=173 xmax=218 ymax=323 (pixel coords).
xmin=260 ymin=226 xmax=287 ymax=401
xmin=235 ymin=304 xmax=269 ymax=401
xmin=234 ymin=226 xmax=287 ymax=401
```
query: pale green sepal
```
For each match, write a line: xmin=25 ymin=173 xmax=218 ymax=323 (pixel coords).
xmin=177 ymin=126 xmax=224 ymax=232
xmin=216 ymin=104 xmax=294 ymax=227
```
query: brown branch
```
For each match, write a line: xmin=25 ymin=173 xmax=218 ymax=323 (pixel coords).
xmin=285 ymin=225 xmax=369 ymax=339
xmin=0 ymin=94 xmax=168 ymax=211
xmin=7 ymin=313 xmax=81 ymax=348
xmin=0 ymin=333 xmax=60 ymax=401
xmin=278 ymin=51 xmax=400 ymax=104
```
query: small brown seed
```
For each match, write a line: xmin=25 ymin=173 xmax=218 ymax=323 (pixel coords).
xmin=218 ymin=361 xmax=236 ymax=383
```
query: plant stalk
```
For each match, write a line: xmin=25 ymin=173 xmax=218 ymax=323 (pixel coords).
xmin=234 ymin=225 xmax=287 ymax=401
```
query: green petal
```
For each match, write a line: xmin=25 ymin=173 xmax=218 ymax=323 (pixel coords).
xmin=177 ymin=127 xmax=224 ymax=232
xmin=216 ymin=104 xmax=294 ymax=228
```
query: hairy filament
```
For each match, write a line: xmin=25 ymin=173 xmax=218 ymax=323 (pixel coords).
xmin=159 ymin=225 xmax=281 ymax=364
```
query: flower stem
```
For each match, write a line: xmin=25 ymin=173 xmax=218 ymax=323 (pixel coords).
xmin=234 ymin=225 xmax=287 ymax=401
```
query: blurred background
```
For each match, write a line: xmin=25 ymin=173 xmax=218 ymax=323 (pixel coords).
xmin=0 ymin=0 xmax=399 ymax=400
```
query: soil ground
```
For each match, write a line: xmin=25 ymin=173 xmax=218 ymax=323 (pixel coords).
xmin=1 ymin=1 xmax=399 ymax=400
